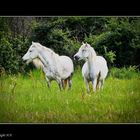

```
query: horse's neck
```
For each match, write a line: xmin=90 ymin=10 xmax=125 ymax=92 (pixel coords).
xmin=38 ymin=53 xmax=48 ymax=68
xmin=38 ymin=48 xmax=59 ymax=71
xmin=87 ymin=48 xmax=97 ymax=71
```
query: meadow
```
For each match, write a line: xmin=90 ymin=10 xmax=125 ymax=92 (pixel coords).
xmin=0 ymin=67 xmax=140 ymax=123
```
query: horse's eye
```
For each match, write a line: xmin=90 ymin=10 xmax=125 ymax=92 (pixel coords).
xmin=29 ymin=50 xmax=32 ymax=52
xmin=82 ymin=50 xmax=86 ymax=52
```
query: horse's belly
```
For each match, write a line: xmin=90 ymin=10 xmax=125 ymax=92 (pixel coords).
xmin=60 ymin=71 xmax=71 ymax=79
xmin=59 ymin=56 xmax=74 ymax=79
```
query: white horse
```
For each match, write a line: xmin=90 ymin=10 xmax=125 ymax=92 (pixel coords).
xmin=74 ymin=42 xmax=108 ymax=92
xmin=22 ymin=42 xmax=74 ymax=90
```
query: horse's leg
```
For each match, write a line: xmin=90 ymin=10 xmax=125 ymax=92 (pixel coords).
xmin=96 ymin=71 xmax=101 ymax=90
xmin=100 ymin=79 xmax=104 ymax=90
xmin=96 ymin=79 xmax=100 ymax=90
xmin=68 ymin=73 xmax=73 ymax=90
xmin=47 ymin=81 xmax=51 ymax=88
xmin=45 ymin=76 xmax=51 ymax=88
xmin=61 ymin=80 xmax=65 ymax=89
xmin=84 ymin=77 xmax=90 ymax=93
xmin=56 ymin=78 xmax=63 ymax=91
xmin=61 ymin=79 xmax=67 ymax=90
xmin=63 ymin=79 xmax=68 ymax=90
xmin=92 ymin=78 xmax=97 ymax=92
xmin=98 ymin=80 xmax=101 ymax=90
xmin=68 ymin=78 xmax=72 ymax=90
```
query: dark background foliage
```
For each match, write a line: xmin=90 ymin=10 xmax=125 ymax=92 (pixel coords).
xmin=0 ymin=17 xmax=140 ymax=74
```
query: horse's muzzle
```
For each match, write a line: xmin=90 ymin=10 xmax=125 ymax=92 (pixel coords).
xmin=22 ymin=57 xmax=26 ymax=63
xmin=22 ymin=59 xmax=26 ymax=63
xmin=22 ymin=57 xmax=29 ymax=64
xmin=74 ymin=55 xmax=80 ymax=61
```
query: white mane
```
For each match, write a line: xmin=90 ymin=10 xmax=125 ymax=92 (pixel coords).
xmin=33 ymin=42 xmax=60 ymax=69
xmin=35 ymin=42 xmax=59 ymax=58
xmin=87 ymin=44 xmax=97 ymax=59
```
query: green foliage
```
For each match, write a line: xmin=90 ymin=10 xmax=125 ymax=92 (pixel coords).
xmin=105 ymin=50 xmax=116 ymax=64
xmin=84 ymin=17 xmax=140 ymax=68
xmin=0 ymin=17 xmax=140 ymax=73
xmin=0 ymin=37 xmax=17 ymax=73
xmin=0 ymin=33 xmax=31 ymax=74
xmin=84 ymin=32 xmax=116 ymax=66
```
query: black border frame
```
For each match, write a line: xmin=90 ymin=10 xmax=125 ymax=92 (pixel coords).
xmin=0 ymin=3 xmax=140 ymax=139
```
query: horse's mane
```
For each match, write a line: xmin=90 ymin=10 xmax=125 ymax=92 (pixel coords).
xmin=88 ymin=44 xmax=97 ymax=57
xmin=36 ymin=42 xmax=59 ymax=57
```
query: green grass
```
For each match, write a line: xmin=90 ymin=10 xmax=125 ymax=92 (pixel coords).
xmin=0 ymin=68 xmax=140 ymax=123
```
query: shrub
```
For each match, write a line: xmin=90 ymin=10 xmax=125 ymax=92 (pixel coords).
xmin=0 ymin=34 xmax=32 ymax=74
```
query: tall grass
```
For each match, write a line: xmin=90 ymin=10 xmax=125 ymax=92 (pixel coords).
xmin=0 ymin=67 xmax=140 ymax=123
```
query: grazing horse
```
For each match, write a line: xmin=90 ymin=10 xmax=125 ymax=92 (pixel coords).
xmin=22 ymin=42 xmax=74 ymax=90
xmin=74 ymin=42 xmax=108 ymax=92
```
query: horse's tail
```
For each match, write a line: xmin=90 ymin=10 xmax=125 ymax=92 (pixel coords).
xmin=96 ymin=71 xmax=101 ymax=89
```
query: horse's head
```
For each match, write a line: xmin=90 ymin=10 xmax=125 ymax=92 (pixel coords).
xmin=74 ymin=42 xmax=93 ymax=61
xmin=22 ymin=42 xmax=39 ymax=64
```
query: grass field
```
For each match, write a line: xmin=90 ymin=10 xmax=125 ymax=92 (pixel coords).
xmin=0 ymin=68 xmax=140 ymax=123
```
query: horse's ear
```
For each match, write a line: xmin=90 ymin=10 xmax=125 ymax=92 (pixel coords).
xmin=32 ymin=41 xmax=34 ymax=44
xmin=85 ymin=42 xmax=89 ymax=47
xmin=82 ymin=42 xmax=85 ymax=45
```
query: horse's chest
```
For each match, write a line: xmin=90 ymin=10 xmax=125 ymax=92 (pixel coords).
xmin=86 ymin=69 xmax=98 ymax=81
xmin=87 ymin=73 xmax=94 ymax=81
xmin=89 ymin=66 xmax=99 ymax=76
